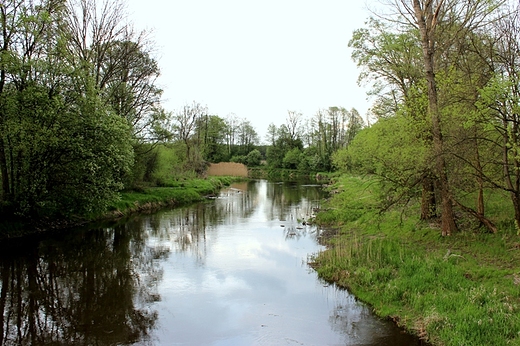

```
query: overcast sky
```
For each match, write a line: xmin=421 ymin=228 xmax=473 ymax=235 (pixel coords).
xmin=126 ymin=1 xmax=372 ymax=141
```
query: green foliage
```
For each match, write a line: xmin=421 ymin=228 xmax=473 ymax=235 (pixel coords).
xmin=283 ymin=147 xmax=302 ymax=169
xmin=334 ymin=115 xmax=432 ymax=213
xmin=230 ymin=155 xmax=247 ymax=164
xmin=331 ymin=148 xmax=351 ymax=173
xmin=314 ymin=174 xmax=520 ymax=345
xmin=245 ymin=149 xmax=262 ymax=167
xmin=150 ymin=145 xmax=182 ymax=186
xmin=0 ymin=0 xmax=167 ymax=220
xmin=2 ymin=81 xmax=133 ymax=217
xmin=348 ymin=115 xmax=430 ymax=176
xmin=266 ymin=145 xmax=284 ymax=168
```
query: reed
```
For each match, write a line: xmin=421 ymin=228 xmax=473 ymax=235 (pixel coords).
xmin=206 ymin=162 xmax=249 ymax=177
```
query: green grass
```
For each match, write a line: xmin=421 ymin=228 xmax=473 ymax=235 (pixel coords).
xmin=0 ymin=176 xmax=243 ymax=239
xmin=103 ymin=176 xmax=239 ymax=218
xmin=312 ymin=174 xmax=520 ymax=346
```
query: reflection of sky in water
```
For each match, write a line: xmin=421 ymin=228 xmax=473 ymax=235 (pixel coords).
xmin=139 ymin=180 xmax=421 ymax=346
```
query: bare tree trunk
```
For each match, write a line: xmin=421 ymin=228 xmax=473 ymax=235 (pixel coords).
xmin=413 ymin=0 xmax=457 ymax=235
xmin=474 ymin=138 xmax=485 ymax=216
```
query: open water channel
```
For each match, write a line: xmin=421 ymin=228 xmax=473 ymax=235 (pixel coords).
xmin=0 ymin=180 xmax=425 ymax=346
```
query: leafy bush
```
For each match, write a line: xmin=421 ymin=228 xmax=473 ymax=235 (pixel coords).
xmin=245 ymin=149 xmax=262 ymax=166
xmin=283 ymin=147 xmax=302 ymax=169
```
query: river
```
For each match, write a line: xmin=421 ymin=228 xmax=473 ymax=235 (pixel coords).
xmin=0 ymin=180 xmax=424 ymax=345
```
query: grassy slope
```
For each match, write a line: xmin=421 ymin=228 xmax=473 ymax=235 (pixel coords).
xmin=105 ymin=176 xmax=237 ymax=217
xmin=0 ymin=176 xmax=241 ymax=239
xmin=313 ymin=175 xmax=520 ymax=346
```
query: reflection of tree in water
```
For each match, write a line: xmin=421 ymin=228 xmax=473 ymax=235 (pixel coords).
xmin=138 ymin=203 xmax=219 ymax=266
xmin=0 ymin=180 xmax=330 ymax=346
xmin=327 ymin=290 xmax=410 ymax=346
xmin=134 ymin=180 xmax=324 ymax=264
xmin=136 ymin=180 xmax=261 ymax=265
xmin=213 ymin=180 xmax=259 ymax=224
xmin=266 ymin=181 xmax=327 ymax=226
xmin=0 ymin=224 xmax=159 ymax=346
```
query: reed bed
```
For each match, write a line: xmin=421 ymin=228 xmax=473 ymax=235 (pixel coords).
xmin=206 ymin=162 xmax=249 ymax=177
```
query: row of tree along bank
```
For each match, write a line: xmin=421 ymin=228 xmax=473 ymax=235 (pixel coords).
xmin=0 ymin=0 xmax=362 ymax=228
xmin=314 ymin=3 xmax=520 ymax=343
xmin=312 ymin=174 xmax=520 ymax=346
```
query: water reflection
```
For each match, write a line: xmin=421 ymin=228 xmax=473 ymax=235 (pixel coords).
xmin=0 ymin=226 xmax=158 ymax=346
xmin=0 ymin=180 xmax=423 ymax=346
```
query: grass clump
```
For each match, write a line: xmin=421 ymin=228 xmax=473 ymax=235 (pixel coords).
xmin=312 ymin=174 xmax=520 ymax=346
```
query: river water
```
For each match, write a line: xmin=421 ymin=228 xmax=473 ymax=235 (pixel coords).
xmin=0 ymin=180 xmax=424 ymax=346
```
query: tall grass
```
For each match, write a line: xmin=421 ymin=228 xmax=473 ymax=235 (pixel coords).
xmin=313 ymin=174 xmax=520 ymax=346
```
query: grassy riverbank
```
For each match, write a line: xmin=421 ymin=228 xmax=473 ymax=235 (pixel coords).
xmin=312 ymin=175 xmax=520 ymax=346
xmin=0 ymin=176 xmax=239 ymax=239
xmin=104 ymin=176 xmax=238 ymax=217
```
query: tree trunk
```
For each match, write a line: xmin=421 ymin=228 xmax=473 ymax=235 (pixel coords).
xmin=511 ymin=192 xmax=520 ymax=232
xmin=501 ymin=117 xmax=520 ymax=231
xmin=0 ymin=137 xmax=9 ymax=201
xmin=474 ymin=138 xmax=485 ymax=216
xmin=420 ymin=174 xmax=436 ymax=220
xmin=413 ymin=0 xmax=457 ymax=235
xmin=454 ymin=199 xmax=497 ymax=233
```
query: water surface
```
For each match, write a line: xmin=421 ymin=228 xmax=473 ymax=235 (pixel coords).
xmin=0 ymin=180 xmax=423 ymax=346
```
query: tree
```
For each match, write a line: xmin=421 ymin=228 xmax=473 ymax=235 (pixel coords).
xmin=346 ymin=108 xmax=365 ymax=145
xmin=341 ymin=115 xmax=430 ymax=212
xmin=349 ymin=19 xmax=437 ymax=219
xmin=171 ymin=101 xmax=207 ymax=165
xmin=236 ymin=119 xmax=258 ymax=155
xmin=64 ymin=0 xmax=166 ymax=143
xmin=411 ymin=0 xmax=458 ymax=235
xmin=266 ymin=123 xmax=277 ymax=146
xmin=382 ymin=0 xmax=502 ymax=235
xmin=0 ymin=0 xmax=66 ymax=205
xmin=349 ymin=18 xmax=423 ymax=117
xmin=224 ymin=113 xmax=240 ymax=158
xmin=266 ymin=123 xmax=303 ymax=169
xmin=245 ymin=149 xmax=262 ymax=167
xmin=283 ymin=147 xmax=302 ymax=170
xmin=0 ymin=0 xmax=140 ymax=217
xmin=286 ymin=110 xmax=303 ymax=142
xmin=472 ymin=4 xmax=520 ymax=231
xmin=197 ymin=115 xmax=227 ymax=162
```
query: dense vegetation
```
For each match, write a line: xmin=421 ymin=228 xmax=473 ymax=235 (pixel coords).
xmin=313 ymin=175 xmax=520 ymax=346
xmin=0 ymin=0 xmax=364 ymax=223
xmin=2 ymin=0 xmax=520 ymax=344
xmin=311 ymin=1 xmax=520 ymax=345
xmin=329 ymin=1 xmax=520 ymax=237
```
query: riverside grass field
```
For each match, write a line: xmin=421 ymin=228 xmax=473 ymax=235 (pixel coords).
xmin=312 ymin=174 xmax=520 ymax=346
